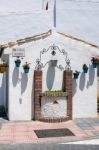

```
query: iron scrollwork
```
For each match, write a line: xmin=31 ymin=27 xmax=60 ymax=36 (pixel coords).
xmin=35 ymin=44 xmax=71 ymax=70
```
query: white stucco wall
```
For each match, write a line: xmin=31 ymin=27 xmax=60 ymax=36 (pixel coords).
xmin=4 ymin=32 xmax=99 ymax=120
xmin=41 ymin=97 xmax=67 ymax=118
xmin=0 ymin=59 xmax=7 ymax=107
xmin=0 ymin=74 xmax=5 ymax=106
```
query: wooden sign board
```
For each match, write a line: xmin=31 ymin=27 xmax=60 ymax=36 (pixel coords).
xmin=12 ymin=48 xmax=25 ymax=57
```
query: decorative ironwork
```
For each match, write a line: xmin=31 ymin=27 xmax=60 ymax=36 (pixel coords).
xmin=35 ymin=44 xmax=71 ymax=70
xmin=65 ymin=59 xmax=71 ymax=70
xmin=35 ymin=58 xmax=43 ymax=70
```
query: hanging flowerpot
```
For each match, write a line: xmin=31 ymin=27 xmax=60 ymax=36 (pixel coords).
xmin=91 ymin=57 xmax=98 ymax=68
xmin=92 ymin=62 xmax=97 ymax=68
xmin=24 ymin=67 xmax=30 ymax=73
xmin=15 ymin=60 xmax=21 ymax=67
xmin=23 ymin=62 xmax=30 ymax=74
xmin=83 ymin=64 xmax=88 ymax=73
xmin=15 ymin=57 xmax=21 ymax=68
xmin=0 ymin=64 xmax=8 ymax=73
xmin=73 ymin=71 xmax=80 ymax=79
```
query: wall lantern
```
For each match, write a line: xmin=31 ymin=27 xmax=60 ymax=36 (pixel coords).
xmin=35 ymin=44 xmax=71 ymax=71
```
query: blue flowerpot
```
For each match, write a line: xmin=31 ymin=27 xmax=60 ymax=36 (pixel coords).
xmin=83 ymin=67 xmax=88 ymax=73
xmin=92 ymin=62 xmax=97 ymax=68
xmin=73 ymin=73 xmax=79 ymax=79
xmin=15 ymin=60 xmax=21 ymax=67
xmin=24 ymin=67 xmax=30 ymax=73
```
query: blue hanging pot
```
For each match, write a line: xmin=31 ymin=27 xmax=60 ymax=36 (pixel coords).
xmin=83 ymin=64 xmax=88 ymax=73
xmin=73 ymin=71 xmax=80 ymax=79
xmin=24 ymin=67 xmax=30 ymax=73
xmin=15 ymin=60 xmax=21 ymax=67
xmin=83 ymin=67 xmax=88 ymax=73
xmin=92 ymin=62 xmax=97 ymax=68
xmin=73 ymin=73 xmax=79 ymax=79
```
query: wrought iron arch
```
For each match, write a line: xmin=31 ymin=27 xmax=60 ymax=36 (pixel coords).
xmin=35 ymin=44 xmax=71 ymax=70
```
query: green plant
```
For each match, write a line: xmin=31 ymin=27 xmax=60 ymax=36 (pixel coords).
xmin=45 ymin=90 xmax=64 ymax=93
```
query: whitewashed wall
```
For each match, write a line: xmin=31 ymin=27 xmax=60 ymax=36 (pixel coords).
xmin=0 ymin=74 xmax=5 ymax=106
xmin=0 ymin=58 xmax=7 ymax=107
xmin=41 ymin=97 xmax=67 ymax=118
xmin=4 ymin=32 xmax=99 ymax=120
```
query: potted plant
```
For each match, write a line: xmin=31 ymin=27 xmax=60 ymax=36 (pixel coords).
xmin=73 ymin=70 xmax=80 ymax=79
xmin=0 ymin=63 xmax=8 ymax=73
xmin=91 ymin=57 xmax=98 ymax=68
xmin=15 ymin=56 xmax=21 ymax=67
xmin=83 ymin=64 xmax=88 ymax=73
xmin=23 ymin=62 xmax=30 ymax=73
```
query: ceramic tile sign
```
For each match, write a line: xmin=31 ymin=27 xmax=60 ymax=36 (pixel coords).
xmin=12 ymin=47 xmax=25 ymax=57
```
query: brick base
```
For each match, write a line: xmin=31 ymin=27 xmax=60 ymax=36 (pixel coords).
xmin=34 ymin=69 xmax=73 ymax=122
xmin=39 ymin=116 xmax=70 ymax=123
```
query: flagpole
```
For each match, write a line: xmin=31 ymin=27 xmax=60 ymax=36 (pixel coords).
xmin=54 ymin=0 xmax=56 ymax=28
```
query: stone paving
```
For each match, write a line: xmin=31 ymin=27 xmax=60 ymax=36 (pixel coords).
xmin=0 ymin=118 xmax=99 ymax=143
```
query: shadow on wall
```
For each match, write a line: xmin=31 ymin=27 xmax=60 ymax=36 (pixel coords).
xmin=72 ymin=79 xmax=77 ymax=97
xmin=46 ymin=63 xmax=55 ymax=90
xmin=79 ymin=73 xmax=86 ymax=91
xmin=72 ymin=65 xmax=95 ymax=94
xmin=21 ymin=73 xmax=28 ymax=94
xmin=87 ymin=65 xmax=95 ymax=88
xmin=12 ymin=68 xmax=19 ymax=87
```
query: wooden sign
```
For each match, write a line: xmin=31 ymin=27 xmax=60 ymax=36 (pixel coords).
xmin=12 ymin=48 xmax=25 ymax=57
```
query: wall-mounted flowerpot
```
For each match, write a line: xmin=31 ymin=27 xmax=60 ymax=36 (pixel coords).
xmin=73 ymin=73 xmax=79 ymax=79
xmin=91 ymin=57 xmax=99 ymax=68
xmin=73 ymin=71 xmax=80 ymax=79
xmin=23 ymin=62 xmax=30 ymax=74
xmin=0 ymin=64 xmax=8 ymax=73
xmin=83 ymin=64 xmax=88 ymax=73
xmin=23 ymin=67 xmax=30 ymax=74
xmin=92 ymin=62 xmax=97 ymax=68
xmin=15 ymin=60 xmax=21 ymax=68
xmin=83 ymin=67 xmax=88 ymax=73
xmin=50 ymin=60 xmax=57 ymax=67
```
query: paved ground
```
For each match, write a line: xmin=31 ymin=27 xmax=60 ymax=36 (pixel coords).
xmin=0 ymin=143 xmax=99 ymax=150
xmin=0 ymin=117 xmax=99 ymax=144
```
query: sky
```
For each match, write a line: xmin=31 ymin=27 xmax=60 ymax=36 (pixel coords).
xmin=0 ymin=0 xmax=99 ymax=45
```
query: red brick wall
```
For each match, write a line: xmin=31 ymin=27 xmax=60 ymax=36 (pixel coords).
xmin=34 ymin=70 xmax=42 ymax=120
xmin=64 ymin=70 xmax=72 ymax=119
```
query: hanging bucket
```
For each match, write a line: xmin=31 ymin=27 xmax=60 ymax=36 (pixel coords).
xmin=15 ymin=60 xmax=21 ymax=67
xmin=92 ymin=62 xmax=97 ymax=68
xmin=24 ymin=67 xmax=30 ymax=73
xmin=83 ymin=67 xmax=88 ymax=73
xmin=0 ymin=64 xmax=8 ymax=73
xmin=73 ymin=73 xmax=79 ymax=79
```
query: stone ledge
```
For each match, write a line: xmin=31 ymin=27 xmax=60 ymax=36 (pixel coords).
xmin=40 ymin=92 xmax=68 ymax=97
xmin=39 ymin=116 xmax=70 ymax=123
